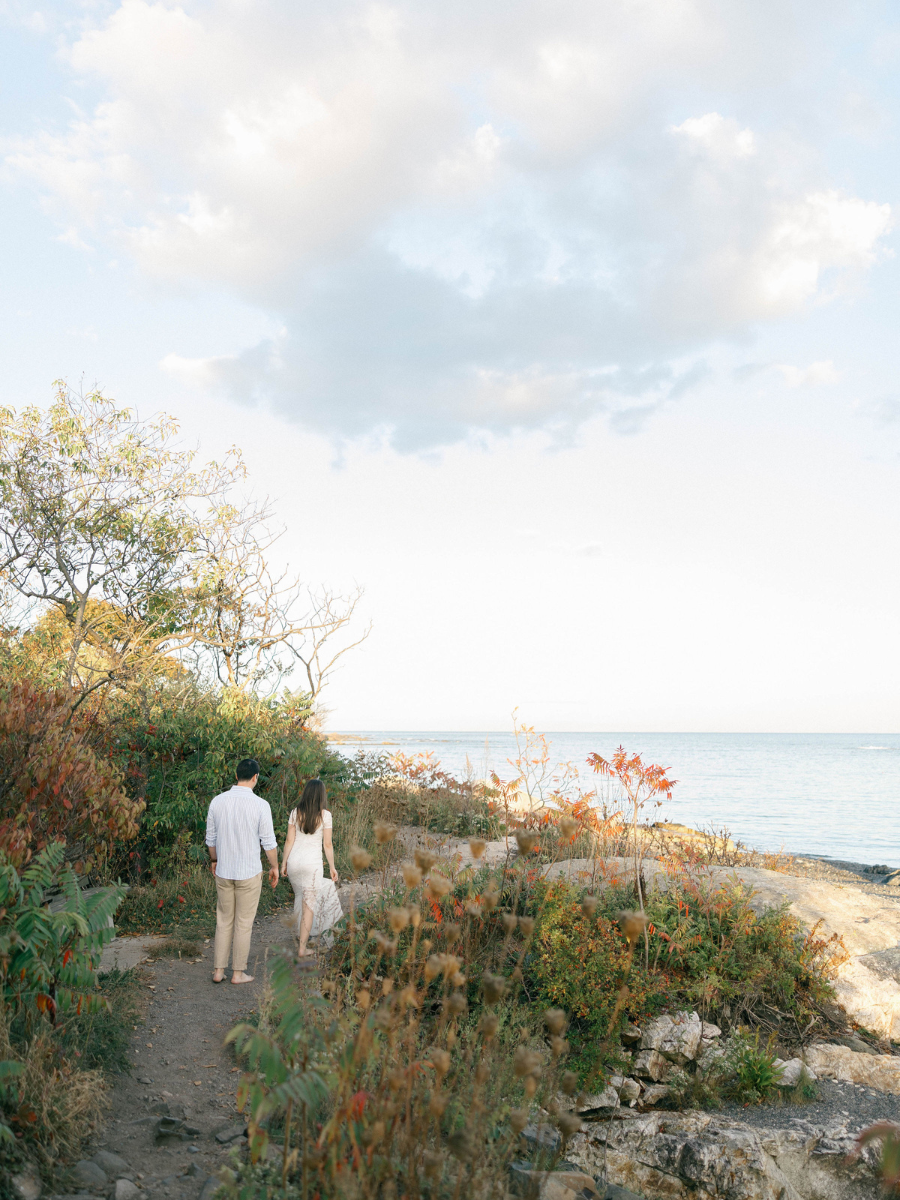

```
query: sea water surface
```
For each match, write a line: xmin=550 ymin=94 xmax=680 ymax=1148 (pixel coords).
xmin=327 ymin=732 xmax=900 ymax=867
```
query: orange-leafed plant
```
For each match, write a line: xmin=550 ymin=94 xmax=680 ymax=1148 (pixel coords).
xmin=588 ymin=747 xmax=676 ymax=963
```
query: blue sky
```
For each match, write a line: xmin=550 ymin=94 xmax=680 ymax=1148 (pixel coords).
xmin=2 ymin=0 xmax=900 ymax=731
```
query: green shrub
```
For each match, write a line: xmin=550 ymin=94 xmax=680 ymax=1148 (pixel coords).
xmin=725 ymin=1030 xmax=784 ymax=1104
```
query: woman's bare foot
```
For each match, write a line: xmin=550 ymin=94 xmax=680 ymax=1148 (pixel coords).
xmin=297 ymin=947 xmax=314 ymax=957
xmin=231 ymin=971 xmax=255 ymax=984
xmin=212 ymin=969 xmax=225 ymax=983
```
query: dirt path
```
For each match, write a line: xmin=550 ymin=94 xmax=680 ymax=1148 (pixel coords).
xmin=61 ymin=912 xmax=305 ymax=1200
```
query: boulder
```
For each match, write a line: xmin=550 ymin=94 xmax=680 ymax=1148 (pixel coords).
xmin=568 ymin=1110 xmax=882 ymax=1199
xmin=113 ymin=1183 xmax=140 ymax=1200
xmin=638 ymin=1085 xmax=670 ymax=1108
xmin=804 ymin=1042 xmax=900 ymax=1093
xmin=577 ymin=1086 xmax=619 ymax=1113
xmin=639 ymin=1016 xmax=673 ymax=1051
xmin=618 ymin=1078 xmax=641 ymax=1103
xmin=772 ymin=1058 xmax=815 ymax=1088
xmin=637 ymin=1012 xmax=703 ymax=1062
xmin=700 ymin=1021 xmax=721 ymax=1039
xmin=620 ymin=1023 xmax=642 ymax=1044
xmin=509 ymin=1167 xmax=600 ymax=1198
xmin=632 ymin=1050 xmax=671 ymax=1082
xmin=70 ymin=1163 xmax=107 ymax=1194
xmin=9 ymin=1170 xmax=41 ymax=1200
xmin=90 ymin=1152 xmax=132 ymax=1180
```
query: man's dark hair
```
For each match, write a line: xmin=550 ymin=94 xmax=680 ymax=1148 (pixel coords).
xmin=236 ymin=758 xmax=261 ymax=782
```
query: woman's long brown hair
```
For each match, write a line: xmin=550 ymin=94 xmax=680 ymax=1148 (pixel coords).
xmin=296 ymin=778 xmax=327 ymax=835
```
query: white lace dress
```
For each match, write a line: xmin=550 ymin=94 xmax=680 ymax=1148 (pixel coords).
xmin=286 ymin=808 xmax=343 ymax=939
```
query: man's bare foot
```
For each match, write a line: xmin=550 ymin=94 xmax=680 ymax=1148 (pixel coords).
xmin=231 ymin=971 xmax=255 ymax=984
xmin=212 ymin=969 xmax=225 ymax=983
xmin=297 ymin=947 xmax=314 ymax=957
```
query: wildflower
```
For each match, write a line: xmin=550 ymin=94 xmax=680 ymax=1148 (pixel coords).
xmin=429 ymin=1048 xmax=452 ymax=1077
xmin=544 ymin=1008 xmax=567 ymax=1035
xmin=509 ymin=1109 xmax=528 ymax=1133
xmin=469 ymin=837 xmax=487 ymax=859
xmin=446 ymin=992 xmax=467 ymax=1016
xmin=479 ymin=1012 xmax=499 ymax=1039
xmin=513 ymin=1047 xmax=542 ymax=1078
xmin=388 ymin=906 xmax=411 ymax=932
xmin=502 ymin=913 xmax=518 ymax=933
xmin=402 ymin=862 xmax=423 ymax=888
xmin=481 ymin=973 xmax=508 ymax=1005
xmin=515 ymin=831 xmax=538 ymax=855
xmin=374 ymin=821 xmax=398 ymax=844
xmin=559 ymin=817 xmax=578 ymax=839
xmin=556 ymin=1112 xmax=582 ymax=1137
xmin=581 ymin=894 xmax=598 ymax=917
xmin=351 ymin=847 xmax=373 ymax=872
xmin=415 ymin=849 xmax=436 ymax=871
xmin=618 ymin=910 xmax=647 ymax=944
xmin=518 ymin=915 xmax=535 ymax=937
xmin=426 ymin=872 xmax=452 ymax=898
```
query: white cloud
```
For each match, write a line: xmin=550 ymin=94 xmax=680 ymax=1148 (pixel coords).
xmin=3 ymin=0 xmax=893 ymax=445
xmin=776 ymin=360 xmax=839 ymax=388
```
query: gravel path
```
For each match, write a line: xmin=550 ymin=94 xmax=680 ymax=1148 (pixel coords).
xmin=719 ymin=1077 xmax=900 ymax=1136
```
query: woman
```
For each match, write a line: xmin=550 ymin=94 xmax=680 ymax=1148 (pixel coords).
xmin=282 ymin=778 xmax=342 ymax=957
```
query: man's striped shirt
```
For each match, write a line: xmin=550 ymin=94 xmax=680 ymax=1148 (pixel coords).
xmin=205 ymin=785 xmax=278 ymax=880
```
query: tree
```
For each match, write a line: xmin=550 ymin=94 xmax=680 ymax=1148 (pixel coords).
xmin=0 ymin=383 xmax=241 ymax=705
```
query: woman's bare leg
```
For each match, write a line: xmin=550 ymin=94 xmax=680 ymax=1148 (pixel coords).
xmin=297 ymin=900 xmax=315 ymax=957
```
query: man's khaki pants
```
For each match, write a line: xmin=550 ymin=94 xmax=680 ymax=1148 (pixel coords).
xmin=214 ymin=873 xmax=263 ymax=972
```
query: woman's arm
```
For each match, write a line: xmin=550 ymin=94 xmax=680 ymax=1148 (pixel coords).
xmin=282 ymin=821 xmax=296 ymax=873
xmin=323 ymin=827 xmax=338 ymax=882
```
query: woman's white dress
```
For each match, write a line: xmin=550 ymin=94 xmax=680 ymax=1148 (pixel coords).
xmin=286 ymin=808 xmax=343 ymax=939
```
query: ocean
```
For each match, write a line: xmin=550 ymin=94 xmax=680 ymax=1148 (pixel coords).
xmin=327 ymin=731 xmax=900 ymax=867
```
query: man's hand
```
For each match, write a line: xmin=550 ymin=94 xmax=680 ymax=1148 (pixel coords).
xmin=268 ymin=865 xmax=279 ymax=889
xmin=209 ymin=858 xmax=217 ymax=877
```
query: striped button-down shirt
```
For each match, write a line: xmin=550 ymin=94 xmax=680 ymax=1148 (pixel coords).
xmin=205 ymin=786 xmax=278 ymax=880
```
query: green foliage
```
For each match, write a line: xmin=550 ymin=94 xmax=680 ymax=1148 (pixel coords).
xmin=0 ymin=843 xmax=124 ymax=1024
xmin=0 ymin=681 xmax=143 ymax=871
xmin=117 ymin=863 xmax=288 ymax=937
xmin=52 ymin=968 xmax=142 ymax=1075
xmin=725 ymin=1030 xmax=784 ymax=1104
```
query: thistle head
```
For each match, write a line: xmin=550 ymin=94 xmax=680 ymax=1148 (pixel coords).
xmin=469 ymin=837 xmax=487 ymax=859
xmin=374 ymin=820 xmax=398 ymax=845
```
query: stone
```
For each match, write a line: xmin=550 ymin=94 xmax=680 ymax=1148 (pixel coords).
xmin=620 ymin=1023 xmax=642 ymax=1044
xmin=631 ymin=1049 xmax=670 ymax=1082
xmin=638 ymin=1015 xmax=673 ymax=1051
xmin=657 ymin=1011 xmax=702 ymax=1064
xmin=772 ymin=1058 xmax=815 ymax=1088
xmin=509 ymin=1165 xmax=600 ymax=1198
xmin=70 ymin=1162 xmax=108 ymax=1194
xmin=567 ymin=1110 xmax=883 ymax=1200
xmin=10 ymin=1170 xmax=41 ymax=1200
xmin=638 ymin=1084 xmax=670 ymax=1108
xmin=618 ymin=1078 xmax=641 ymax=1103
xmin=576 ymin=1087 xmax=619 ymax=1113
xmin=804 ymin=1042 xmax=900 ymax=1093
xmin=113 ymin=1183 xmax=140 ymax=1200
xmin=214 ymin=1125 xmax=247 ymax=1144
xmin=198 ymin=1180 xmax=222 ymax=1200
xmin=700 ymin=1021 xmax=721 ymax=1039
xmin=90 ymin=1152 xmax=132 ymax=1180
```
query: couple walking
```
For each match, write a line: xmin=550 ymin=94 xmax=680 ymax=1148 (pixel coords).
xmin=205 ymin=757 xmax=343 ymax=983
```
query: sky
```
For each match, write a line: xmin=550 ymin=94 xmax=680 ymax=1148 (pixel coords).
xmin=1 ymin=0 xmax=900 ymax=732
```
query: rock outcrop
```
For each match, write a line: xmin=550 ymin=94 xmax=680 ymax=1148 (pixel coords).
xmin=803 ymin=1042 xmax=900 ymax=1093
xmin=569 ymin=1111 xmax=882 ymax=1200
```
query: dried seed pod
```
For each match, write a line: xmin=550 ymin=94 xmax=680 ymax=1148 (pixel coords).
xmin=415 ymin=849 xmax=436 ymax=872
xmin=479 ymin=1012 xmax=499 ymax=1038
xmin=402 ymin=863 xmax=423 ymax=888
xmin=443 ymin=922 xmax=461 ymax=941
xmin=429 ymin=1091 xmax=448 ymax=1117
xmin=474 ymin=1061 xmax=490 ymax=1085
xmin=511 ymin=966 xmax=524 ymax=983
xmin=465 ymin=900 xmax=483 ymax=917
xmin=374 ymin=820 xmax=398 ymax=844
xmin=422 ymin=1149 xmax=442 ymax=1179
xmin=370 ymin=931 xmax=398 ymax=954
xmin=481 ymin=884 xmax=500 ymax=912
xmin=518 ymin=915 xmax=535 ymax=937
xmin=356 ymin=989 xmax=371 ymax=1011
xmin=580 ymin=894 xmax=598 ymax=917
xmin=388 ymin=906 xmax=410 ymax=933
xmin=509 ymin=1108 xmax=528 ymax=1133
xmin=387 ymin=1069 xmax=406 ymax=1091
xmin=556 ymin=1112 xmax=583 ymax=1138
xmin=618 ymin=910 xmax=647 ymax=944
xmin=559 ymin=817 xmax=578 ymax=839
xmin=426 ymin=872 xmax=452 ymax=898
xmin=446 ymin=991 xmax=467 ymax=1016
xmin=515 ymin=830 xmax=538 ymax=855
xmin=447 ymin=1129 xmax=473 ymax=1160
xmin=350 ymin=847 xmax=373 ymax=872
xmin=362 ymin=1120 xmax=386 ymax=1146
xmin=409 ymin=906 xmax=422 ymax=927
xmin=481 ymin=973 xmax=507 ymax=1005
xmin=381 ymin=978 xmax=395 ymax=996
xmin=441 ymin=954 xmax=461 ymax=977
xmin=543 ymin=1008 xmax=567 ymax=1036
xmin=429 ymin=1048 xmax=452 ymax=1077
xmin=449 ymin=971 xmax=466 ymax=988
xmin=523 ymin=1075 xmax=538 ymax=1098
xmin=513 ymin=1047 xmax=542 ymax=1078
xmin=549 ymin=1036 xmax=570 ymax=1058
xmin=469 ymin=837 xmax=487 ymax=859
xmin=502 ymin=913 xmax=518 ymax=934
xmin=424 ymin=954 xmax=444 ymax=982
xmin=560 ymin=1070 xmax=578 ymax=1095
xmin=399 ymin=984 xmax=419 ymax=1008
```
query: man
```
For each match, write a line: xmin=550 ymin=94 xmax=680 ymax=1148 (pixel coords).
xmin=205 ymin=758 xmax=279 ymax=985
